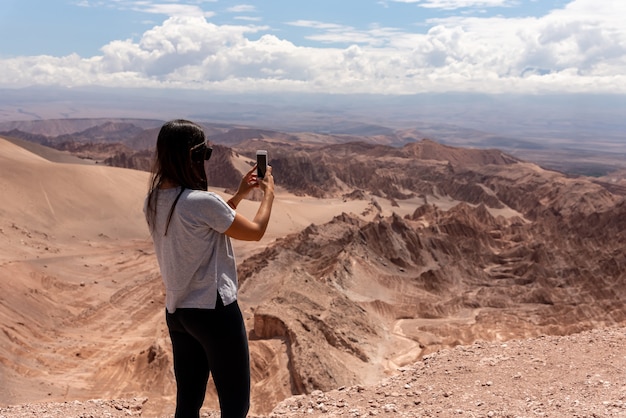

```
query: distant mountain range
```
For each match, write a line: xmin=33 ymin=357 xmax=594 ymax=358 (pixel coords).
xmin=2 ymin=116 xmax=626 ymax=180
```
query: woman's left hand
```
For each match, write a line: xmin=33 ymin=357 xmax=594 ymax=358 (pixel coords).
xmin=236 ymin=165 xmax=260 ymax=196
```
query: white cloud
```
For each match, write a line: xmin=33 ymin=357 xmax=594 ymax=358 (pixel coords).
xmin=234 ymin=16 xmax=262 ymax=22
xmin=132 ymin=3 xmax=213 ymax=17
xmin=227 ymin=4 xmax=256 ymax=13
xmin=287 ymin=20 xmax=349 ymax=31
xmin=388 ymin=0 xmax=515 ymax=8
xmin=76 ymin=0 xmax=217 ymax=16
xmin=1 ymin=0 xmax=625 ymax=94
xmin=287 ymin=20 xmax=407 ymax=47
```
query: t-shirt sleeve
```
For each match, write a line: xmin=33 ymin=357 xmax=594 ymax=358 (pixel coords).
xmin=181 ymin=191 xmax=236 ymax=234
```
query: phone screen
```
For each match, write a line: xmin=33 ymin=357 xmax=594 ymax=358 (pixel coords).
xmin=256 ymin=152 xmax=267 ymax=179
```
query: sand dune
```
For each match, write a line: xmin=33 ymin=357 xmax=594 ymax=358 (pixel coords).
xmin=0 ymin=138 xmax=148 ymax=243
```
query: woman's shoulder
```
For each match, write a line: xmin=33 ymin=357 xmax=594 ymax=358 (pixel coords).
xmin=182 ymin=189 xmax=228 ymax=208
xmin=179 ymin=189 xmax=233 ymax=226
xmin=185 ymin=189 xmax=222 ymax=200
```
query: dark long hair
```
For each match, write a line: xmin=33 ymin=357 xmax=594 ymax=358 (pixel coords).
xmin=145 ymin=119 xmax=208 ymax=233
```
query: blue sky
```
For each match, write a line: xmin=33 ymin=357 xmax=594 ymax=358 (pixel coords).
xmin=0 ymin=0 xmax=624 ymax=95
xmin=2 ymin=0 xmax=570 ymax=57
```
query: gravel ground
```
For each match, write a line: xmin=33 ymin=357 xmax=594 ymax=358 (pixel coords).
xmin=2 ymin=327 xmax=625 ymax=418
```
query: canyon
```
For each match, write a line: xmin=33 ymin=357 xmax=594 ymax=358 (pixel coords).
xmin=0 ymin=119 xmax=625 ymax=417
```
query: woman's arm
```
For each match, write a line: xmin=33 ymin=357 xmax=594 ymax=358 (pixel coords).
xmin=226 ymin=165 xmax=258 ymax=210
xmin=225 ymin=166 xmax=275 ymax=241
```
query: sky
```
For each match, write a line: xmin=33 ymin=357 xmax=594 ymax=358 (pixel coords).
xmin=0 ymin=0 xmax=625 ymax=95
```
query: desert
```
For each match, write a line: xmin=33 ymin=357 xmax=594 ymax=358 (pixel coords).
xmin=1 ymin=119 xmax=625 ymax=418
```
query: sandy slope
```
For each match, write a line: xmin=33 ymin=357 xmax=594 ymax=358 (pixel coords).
xmin=0 ymin=137 xmax=148 ymax=244
xmin=0 ymin=137 xmax=159 ymax=407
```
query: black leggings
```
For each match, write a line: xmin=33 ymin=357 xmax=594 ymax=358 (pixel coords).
xmin=166 ymin=296 xmax=250 ymax=418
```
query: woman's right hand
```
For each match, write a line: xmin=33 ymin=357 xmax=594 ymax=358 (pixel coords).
xmin=258 ymin=165 xmax=274 ymax=195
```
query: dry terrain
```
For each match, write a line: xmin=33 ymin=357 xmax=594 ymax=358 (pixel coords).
xmin=2 ymin=327 xmax=625 ymax=417
xmin=1 ymin=129 xmax=625 ymax=417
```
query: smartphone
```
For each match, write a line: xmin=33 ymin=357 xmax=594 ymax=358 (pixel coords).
xmin=256 ymin=150 xmax=268 ymax=179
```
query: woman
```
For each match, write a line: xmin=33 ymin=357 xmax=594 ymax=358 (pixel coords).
xmin=144 ymin=119 xmax=274 ymax=418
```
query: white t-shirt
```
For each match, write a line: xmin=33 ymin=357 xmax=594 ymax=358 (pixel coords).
xmin=145 ymin=187 xmax=237 ymax=313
